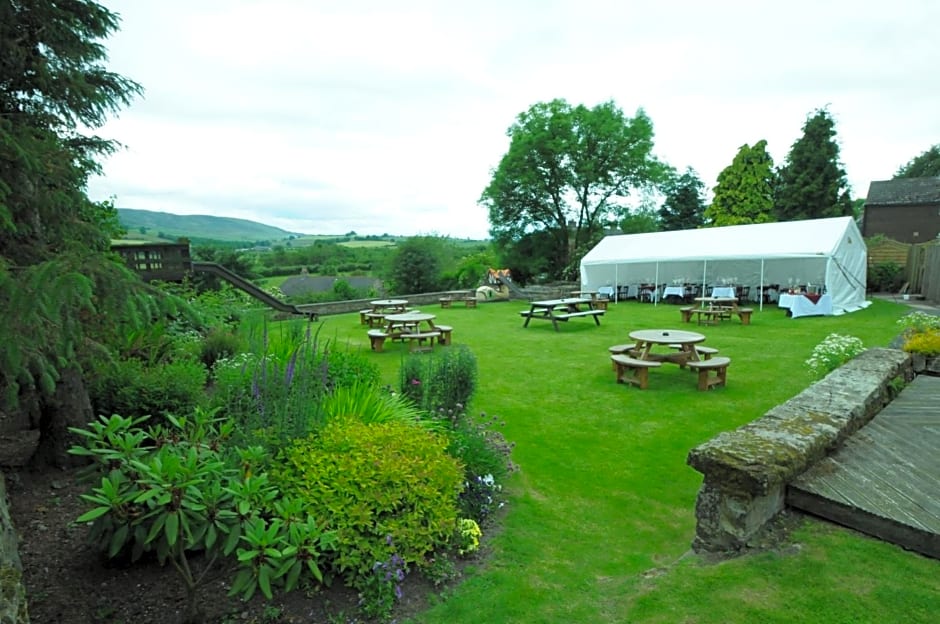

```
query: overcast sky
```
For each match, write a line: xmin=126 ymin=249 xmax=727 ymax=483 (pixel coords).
xmin=87 ymin=0 xmax=939 ymax=240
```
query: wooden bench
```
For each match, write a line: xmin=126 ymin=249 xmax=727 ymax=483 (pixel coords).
xmin=554 ymin=309 xmax=605 ymax=324
xmin=693 ymin=308 xmax=732 ymax=325
xmin=608 ymin=343 xmax=638 ymax=369
xmin=365 ymin=312 xmax=387 ymax=327
xmin=679 ymin=306 xmax=695 ymax=323
xmin=668 ymin=344 xmax=719 ymax=360
xmin=611 ymin=354 xmax=661 ymax=390
xmin=359 ymin=309 xmax=374 ymax=325
xmin=686 ymin=356 xmax=731 ymax=390
xmin=367 ymin=329 xmax=389 ymax=352
xmin=737 ymin=307 xmax=753 ymax=325
xmin=441 ymin=296 xmax=477 ymax=308
xmin=402 ymin=331 xmax=441 ymax=353
xmin=434 ymin=324 xmax=453 ymax=346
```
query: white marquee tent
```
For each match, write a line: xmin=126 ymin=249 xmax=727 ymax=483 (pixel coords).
xmin=579 ymin=216 xmax=869 ymax=315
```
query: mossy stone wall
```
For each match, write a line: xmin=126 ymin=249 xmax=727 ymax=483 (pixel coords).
xmin=686 ymin=347 xmax=913 ymax=553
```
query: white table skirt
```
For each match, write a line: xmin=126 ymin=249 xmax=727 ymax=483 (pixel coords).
xmin=780 ymin=293 xmax=832 ymax=318
xmin=710 ymin=286 xmax=736 ymax=298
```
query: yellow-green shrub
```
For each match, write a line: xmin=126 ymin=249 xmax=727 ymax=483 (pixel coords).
xmin=903 ymin=329 xmax=940 ymax=356
xmin=271 ymin=418 xmax=463 ymax=585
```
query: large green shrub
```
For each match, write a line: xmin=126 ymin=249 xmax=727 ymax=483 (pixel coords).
xmin=86 ymin=357 xmax=207 ymax=423
xmin=271 ymin=418 xmax=464 ymax=585
xmin=867 ymin=261 xmax=905 ymax=292
xmin=200 ymin=326 xmax=243 ymax=369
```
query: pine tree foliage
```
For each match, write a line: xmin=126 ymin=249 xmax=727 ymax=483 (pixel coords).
xmin=0 ymin=1 xmax=183 ymax=414
xmin=704 ymin=141 xmax=776 ymax=226
xmin=774 ymin=109 xmax=853 ymax=221
xmin=658 ymin=168 xmax=706 ymax=231
xmin=894 ymin=144 xmax=940 ymax=178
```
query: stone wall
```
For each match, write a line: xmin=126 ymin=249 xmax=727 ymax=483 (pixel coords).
xmin=686 ymin=347 xmax=914 ymax=553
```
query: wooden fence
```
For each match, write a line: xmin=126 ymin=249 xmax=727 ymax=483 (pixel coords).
xmin=867 ymin=238 xmax=910 ymax=268
xmin=918 ymin=243 xmax=940 ymax=303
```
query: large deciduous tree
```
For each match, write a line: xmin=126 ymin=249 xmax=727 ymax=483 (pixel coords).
xmin=1 ymin=1 xmax=172 ymax=465
xmin=894 ymin=144 xmax=940 ymax=178
xmin=658 ymin=168 xmax=706 ymax=231
xmin=704 ymin=140 xmax=776 ymax=226
xmin=774 ymin=108 xmax=853 ymax=221
xmin=480 ymin=99 xmax=665 ymax=280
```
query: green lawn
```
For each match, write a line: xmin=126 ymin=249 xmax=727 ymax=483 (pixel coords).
xmin=310 ymin=298 xmax=939 ymax=623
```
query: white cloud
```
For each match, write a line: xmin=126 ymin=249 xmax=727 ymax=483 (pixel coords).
xmin=89 ymin=0 xmax=940 ymax=238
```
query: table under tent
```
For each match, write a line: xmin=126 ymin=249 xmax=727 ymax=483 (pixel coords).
xmin=578 ymin=216 xmax=869 ymax=316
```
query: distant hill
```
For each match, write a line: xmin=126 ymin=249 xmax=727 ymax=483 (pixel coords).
xmin=118 ymin=208 xmax=304 ymax=244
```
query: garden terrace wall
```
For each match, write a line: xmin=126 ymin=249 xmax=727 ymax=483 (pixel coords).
xmin=686 ymin=348 xmax=914 ymax=553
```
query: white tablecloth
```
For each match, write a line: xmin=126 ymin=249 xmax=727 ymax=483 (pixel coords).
xmin=779 ymin=293 xmax=832 ymax=318
xmin=662 ymin=286 xmax=687 ymax=299
xmin=710 ymin=286 xmax=736 ymax=298
xmin=597 ymin=286 xmax=615 ymax=299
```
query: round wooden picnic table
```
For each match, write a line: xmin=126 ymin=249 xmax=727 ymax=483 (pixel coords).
xmin=384 ymin=312 xmax=437 ymax=333
xmin=370 ymin=299 xmax=408 ymax=310
xmin=628 ymin=329 xmax=706 ymax=363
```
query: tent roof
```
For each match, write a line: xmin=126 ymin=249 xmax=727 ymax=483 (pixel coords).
xmin=581 ymin=217 xmax=860 ymax=265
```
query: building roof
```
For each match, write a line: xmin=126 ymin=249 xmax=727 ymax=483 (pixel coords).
xmin=279 ymin=275 xmax=378 ymax=296
xmin=865 ymin=177 xmax=940 ymax=205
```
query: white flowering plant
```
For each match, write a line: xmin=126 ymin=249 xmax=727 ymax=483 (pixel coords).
xmin=805 ymin=333 xmax=865 ymax=379
xmin=895 ymin=311 xmax=940 ymax=336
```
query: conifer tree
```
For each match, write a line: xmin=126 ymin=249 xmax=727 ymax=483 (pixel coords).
xmin=774 ymin=108 xmax=853 ymax=221
xmin=658 ymin=168 xmax=706 ymax=231
xmin=0 ymin=1 xmax=178 ymax=464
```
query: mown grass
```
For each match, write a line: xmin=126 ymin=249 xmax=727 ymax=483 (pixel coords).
xmin=308 ymin=298 xmax=939 ymax=623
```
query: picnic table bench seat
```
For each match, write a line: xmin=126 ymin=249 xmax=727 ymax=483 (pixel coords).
xmin=401 ymin=331 xmax=441 ymax=352
xmin=736 ymin=307 xmax=753 ymax=325
xmin=554 ymin=309 xmax=605 ymax=323
xmin=686 ymin=356 xmax=731 ymax=390
xmin=440 ymin=296 xmax=477 ymax=308
xmin=693 ymin=308 xmax=733 ymax=325
xmin=611 ymin=354 xmax=661 ymax=389
xmin=367 ymin=329 xmax=389 ymax=352
xmin=434 ymin=324 xmax=453 ymax=345
xmin=668 ymin=344 xmax=719 ymax=359
xmin=609 ymin=343 xmax=638 ymax=369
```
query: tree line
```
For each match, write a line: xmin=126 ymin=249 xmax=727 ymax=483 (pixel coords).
xmin=479 ymin=99 xmax=939 ymax=282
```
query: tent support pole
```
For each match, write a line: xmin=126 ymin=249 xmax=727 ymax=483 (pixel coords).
xmin=759 ymin=259 xmax=765 ymax=311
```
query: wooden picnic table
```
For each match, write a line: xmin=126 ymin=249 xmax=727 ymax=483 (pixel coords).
xmin=687 ymin=296 xmax=739 ymax=325
xmin=369 ymin=299 xmax=409 ymax=313
xmin=520 ymin=297 xmax=604 ymax=331
xmin=628 ymin=329 xmax=705 ymax=365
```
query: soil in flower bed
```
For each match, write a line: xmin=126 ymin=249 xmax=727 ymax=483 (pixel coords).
xmin=8 ymin=465 xmax=474 ymax=624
